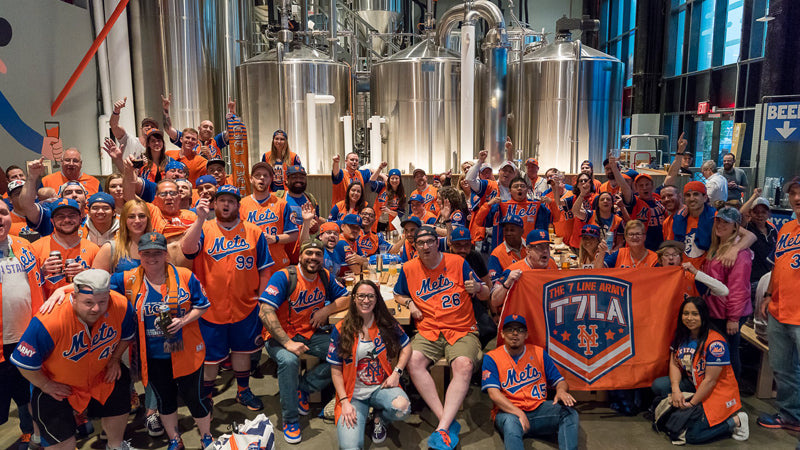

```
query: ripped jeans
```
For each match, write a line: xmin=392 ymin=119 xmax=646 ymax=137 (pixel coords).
xmin=336 ymin=387 xmax=410 ymax=449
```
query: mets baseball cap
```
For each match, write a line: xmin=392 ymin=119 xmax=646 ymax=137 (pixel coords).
xmin=273 ymin=129 xmax=288 ymax=139
xmin=341 ymin=214 xmax=362 ymax=227
xmin=415 ymin=225 xmax=438 ymax=242
xmin=144 ymin=128 xmax=164 ymax=141
xmin=634 ymin=173 xmax=653 ymax=184
xmin=300 ymin=238 xmax=325 ymax=254
xmin=581 ymin=160 xmax=593 ymax=168
xmin=715 ymin=206 xmax=742 ymax=224
xmin=73 ymin=269 xmax=110 ymax=295
xmin=165 ymin=158 xmax=187 ymax=173
xmin=580 ymin=224 xmax=602 ymax=239
xmin=502 ymin=314 xmax=527 ymax=330
xmin=525 ymin=158 xmax=539 ymax=167
xmin=450 ymin=226 xmax=471 ymax=242
xmin=526 ymin=229 xmax=550 ymax=246
xmin=400 ymin=216 xmax=422 ymax=228
xmin=319 ymin=222 xmax=340 ymax=234
xmin=141 ymin=117 xmax=159 ymax=129
xmin=409 ymin=194 xmax=425 ymax=204
xmin=412 ymin=168 xmax=426 ymax=176
xmin=624 ymin=169 xmax=639 ymax=179
xmin=7 ymin=180 xmax=24 ymax=194
xmin=195 ymin=175 xmax=217 ymax=188
xmin=388 ymin=169 xmax=401 ymax=178
xmin=87 ymin=192 xmax=115 ymax=209
xmin=251 ymin=161 xmax=273 ymax=175
xmin=51 ymin=198 xmax=81 ymax=215
xmin=138 ymin=232 xmax=168 ymax=252
xmin=658 ymin=240 xmax=685 ymax=252
xmin=752 ymin=197 xmax=771 ymax=210
xmin=58 ymin=180 xmax=87 ymax=197
xmin=287 ymin=165 xmax=306 ymax=175
xmin=500 ymin=214 xmax=524 ymax=229
xmin=479 ymin=164 xmax=493 ymax=173
xmin=215 ymin=185 xmax=241 ymax=201
xmin=683 ymin=180 xmax=707 ymax=195
xmin=206 ymin=157 xmax=226 ymax=169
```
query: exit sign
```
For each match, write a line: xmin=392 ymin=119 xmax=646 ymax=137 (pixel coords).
xmin=697 ymin=101 xmax=711 ymax=115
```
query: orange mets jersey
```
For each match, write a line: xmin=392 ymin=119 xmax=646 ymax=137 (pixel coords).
xmin=393 ymin=253 xmax=478 ymax=344
xmin=186 ymin=219 xmax=274 ymax=324
xmin=31 ymin=236 xmax=100 ymax=298
xmin=10 ymin=290 xmax=135 ymax=412
xmin=146 ymin=203 xmax=198 ymax=240
xmin=165 ymin=149 xmax=208 ymax=186
xmin=240 ymin=194 xmax=299 ymax=269
xmin=411 ymin=185 xmax=439 ymax=216
xmin=770 ymin=220 xmax=800 ymax=324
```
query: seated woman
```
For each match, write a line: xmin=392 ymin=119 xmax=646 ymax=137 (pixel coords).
xmin=651 ymin=297 xmax=749 ymax=444
xmin=577 ymin=224 xmax=603 ymax=268
xmin=328 ymin=280 xmax=411 ymax=449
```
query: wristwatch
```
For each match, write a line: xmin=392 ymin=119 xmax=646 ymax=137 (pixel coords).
xmin=394 ymin=367 xmax=404 ymax=376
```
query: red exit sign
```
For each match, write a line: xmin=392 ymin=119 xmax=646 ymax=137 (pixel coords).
xmin=697 ymin=101 xmax=711 ymax=115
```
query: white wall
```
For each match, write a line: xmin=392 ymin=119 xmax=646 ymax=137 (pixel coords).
xmin=0 ymin=0 xmax=100 ymax=174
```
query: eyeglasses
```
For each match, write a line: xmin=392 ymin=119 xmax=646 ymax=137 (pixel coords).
xmin=504 ymin=327 xmax=526 ymax=335
xmin=626 ymin=232 xmax=644 ymax=237
xmin=510 ymin=183 xmax=528 ymax=189
xmin=416 ymin=239 xmax=438 ymax=247
xmin=157 ymin=191 xmax=179 ymax=198
xmin=355 ymin=293 xmax=376 ymax=301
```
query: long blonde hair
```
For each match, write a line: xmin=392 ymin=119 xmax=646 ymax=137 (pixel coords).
xmin=112 ymin=199 xmax=153 ymax=269
xmin=578 ymin=234 xmax=602 ymax=266
xmin=707 ymin=220 xmax=739 ymax=260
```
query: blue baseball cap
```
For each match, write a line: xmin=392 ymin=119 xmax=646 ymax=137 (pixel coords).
xmin=273 ymin=129 xmax=288 ymax=139
xmin=138 ymin=232 xmax=168 ymax=252
xmin=87 ymin=192 xmax=115 ymax=209
xmin=51 ymin=198 xmax=81 ymax=215
xmin=624 ymin=169 xmax=639 ymax=179
xmin=500 ymin=214 xmax=524 ymax=229
xmin=195 ymin=175 xmax=217 ymax=188
xmin=400 ymin=216 xmax=422 ymax=228
xmin=526 ymin=229 xmax=550 ymax=246
xmin=450 ymin=226 xmax=471 ymax=242
xmin=503 ymin=314 xmax=527 ymax=330
xmin=214 ymin=185 xmax=241 ymax=200
xmin=165 ymin=158 xmax=187 ymax=173
xmin=409 ymin=194 xmax=425 ymax=204
xmin=581 ymin=160 xmax=593 ymax=168
xmin=388 ymin=169 xmax=401 ymax=178
xmin=580 ymin=224 xmax=602 ymax=239
xmin=287 ymin=164 xmax=306 ymax=175
xmin=341 ymin=214 xmax=362 ymax=226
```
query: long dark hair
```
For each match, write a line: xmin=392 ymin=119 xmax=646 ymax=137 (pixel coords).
xmin=572 ymin=173 xmax=596 ymax=197
xmin=337 ymin=280 xmax=402 ymax=361
xmin=387 ymin=174 xmax=407 ymax=212
xmin=592 ymin=191 xmax=615 ymax=216
xmin=438 ymin=186 xmax=468 ymax=221
xmin=671 ymin=297 xmax=716 ymax=351
xmin=344 ymin=181 xmax=367 ymax=213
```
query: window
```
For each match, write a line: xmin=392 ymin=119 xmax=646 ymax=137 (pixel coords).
xmin=723 ymin=0 xmax=744 ymax=65
xmin=599 ymin=0 xmax=637 ymax=89
xmin=688 ymin=0 xmax=716 ymax=72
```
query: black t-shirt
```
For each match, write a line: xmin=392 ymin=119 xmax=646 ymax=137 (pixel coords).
xmin=746 ymin=221 xmax=777 ymax=282
xmin=464 ymin=250 xmax=489 ymax=279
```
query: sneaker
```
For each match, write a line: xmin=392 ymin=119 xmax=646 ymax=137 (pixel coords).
xmin=200 ymin=434 xmax=214 ymax=449
xmin=732 ymin=411 xmax=749 ymax=441
xmin=166 ymin=436 xmax=184 ymax=450
xmin=18 ymin=433 xmax=31 ymax=450
xmin=106 ymin=441 xmax=138 ymax=450
xmin=427 ymin=429 xmax=452 ymax=450
xmin=75 ymin=411 xmax=94 ymax=438
xmin=447 ymin=420 xmax=461 ymax=448
xmin=372 ymin=416 xmax=387 ymax=444
xmin=236 ymin=388 xmax=264 ymax=411
xmin=297 ymin=390 xmax=310 ymax=416
xmin=757 ymin=413 xmax=800 ymax=431
xmin=282 ymin=422 xmax=302 ymax=444
xmin=28 ymin=434 xmax=40 ymax=450
xmin=145 ymin=413 xmax=165 ymax=437
xmin=99 ymin=429 xmax=107 ymax=440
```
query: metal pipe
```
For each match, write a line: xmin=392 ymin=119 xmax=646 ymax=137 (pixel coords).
xmin=435 ymin=0 xmax=506 ymax=49
xmin=571 ymin=39 xmax=582 ymax=173
xmin=368 ymin=115 xmax=386 ymax=166
xmin=93 ymin=0 xmax=113 ymax=174
xmin=460 ymin=23 xmax=476 ymax=166
xmin=341 ymin=115 xmax=354 ymax=154
xmin=330 ymin=0 xmax=337 ymax=61
xmin=306 ymin=93 xmax=336 ymax=172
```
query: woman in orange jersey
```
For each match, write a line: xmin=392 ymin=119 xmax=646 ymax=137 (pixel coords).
xmin=261 ymin=129 xmax=302 ymax=192
xmin=328 ymin=280 xmax=411 ymax=449
xmin=602 ymin=220 xmax=658 ymax=268
xmin=329 ymin=181 xmax=366 ymax=224
xmin=373 ymin=168 xmax=406 ymax=232
xmin=140 ymin=128 xmax=168 ymax=183
xmin=577 ymin=224 xmax=603 ymax=269
xmin=651 ymin=297 xmax=749 ymax=443
xmin=572 ymin=191 xmax=624 ymax=252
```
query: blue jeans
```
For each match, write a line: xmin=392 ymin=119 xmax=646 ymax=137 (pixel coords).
xmin=651 ymin=375 xmax=695 ymax=400
xmin=336 ymin=387 xmax=409 ymax=450
xmin=651 ymin=376 xmax=735 ymax=444
xmin=768 ymin=313 xmax=800 ymax=423
xmin=494 ymin=401 xmax=579 ymax=450
xmin=265 ymin=331 xmax=332 ymax=424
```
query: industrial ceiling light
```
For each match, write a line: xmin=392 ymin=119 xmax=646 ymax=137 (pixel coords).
xmin=756 ymin=7 xmax=774 ymax=22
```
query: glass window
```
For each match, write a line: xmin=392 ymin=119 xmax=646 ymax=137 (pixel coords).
xmin=695 ymin=0 xmax=716 ymax=71
xmin=695 ymin=121 xmax=714 ymax=163
xmin=723 ymin=0 xmax=744 ymax=65
xmin=718 ymin=120 xmax=734 ymax=164
xmin=601 ymin=0 xmax=636 ymax=88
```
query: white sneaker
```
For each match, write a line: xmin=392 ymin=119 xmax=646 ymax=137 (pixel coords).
xmin=106 ymin=440 xmax=139 ymax=450
xmin=732 ymin=411 xmax=749 ymax=441
xmin=144 ymin=413 xmax=165 ymax=437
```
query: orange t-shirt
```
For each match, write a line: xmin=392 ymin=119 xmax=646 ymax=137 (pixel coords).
xmin=165 ymin=149 xmax=208 ymax=186
xmin=770 ymin=220 xmax=800 ymax=324
xmin=40 ymin=172 xmax=101 ymax=196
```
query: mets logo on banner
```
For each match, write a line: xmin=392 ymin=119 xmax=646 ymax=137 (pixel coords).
xmin=543 ymin=275 xmax=634 ymax=384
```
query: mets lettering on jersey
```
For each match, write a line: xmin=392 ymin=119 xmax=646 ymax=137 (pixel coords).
xmin=499 ymin=267 xmax=685 ymax=389
xmin=543 ymin=275 xmax=633 ymax=384
xmin=207 ymin=235 xmax=251 ymax=261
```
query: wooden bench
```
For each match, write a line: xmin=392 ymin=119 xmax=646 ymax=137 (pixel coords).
xmin=741 ymin=324 xmax=775 ymax=399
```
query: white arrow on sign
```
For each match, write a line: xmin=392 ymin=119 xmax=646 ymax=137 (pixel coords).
xmin=777 ymin=121 xmax=797 ymax=139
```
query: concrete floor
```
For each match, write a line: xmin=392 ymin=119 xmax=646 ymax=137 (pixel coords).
xmin=1 ymin=355 xmax=798 ymax=450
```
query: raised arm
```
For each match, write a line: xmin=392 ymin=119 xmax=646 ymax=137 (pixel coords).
xmin=161 ymin=94 xmax=179 ymax=142
xmin=109 ymin=97 xmax=128 ymax=141
xmin=19 ymin=158 xmax=46 ymax=222
xmin=180 ymin=198 xmax=209 ymax=255
xmin=664 ymin=132 xmax=687 ymax=187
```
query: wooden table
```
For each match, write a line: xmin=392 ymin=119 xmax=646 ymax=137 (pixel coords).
xmin=329 ymin=271 xmax=411 ymax=325
xmin=741 ymin=324 xmax=775 ymax=398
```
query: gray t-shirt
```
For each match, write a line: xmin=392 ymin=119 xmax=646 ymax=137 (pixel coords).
xmin=720 ymin=167 xmax=748 ymax=201
xmin=0 ymin=239 xmax=32 ymax=344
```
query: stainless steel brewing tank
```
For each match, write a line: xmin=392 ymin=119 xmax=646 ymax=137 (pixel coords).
xmin=236 ymin=44 xmax=350 ymax=174
xmin=512 ymin=37 xmax=623 ymax=172
xmin=370 ymin=39 xmax=483 ymax=174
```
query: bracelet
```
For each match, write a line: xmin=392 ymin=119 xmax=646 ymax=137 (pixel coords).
xmin=275 ymin=235 xmax=280 ymax=244
xmin=764 ymin=293 xmax=772 ymax=298
xmin=112 ymin=111 xmax=120 ymax=115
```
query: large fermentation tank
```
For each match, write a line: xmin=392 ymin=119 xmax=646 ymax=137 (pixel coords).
xmin=355 ymin=0 xmax=403 ymax=56
xmin=512 ymin=35 xmax=623 ymax=172
xmin=371 ymin=39 xmax=483 ymax=174
xmin=236 ymin=44 xmax=350 ymax=174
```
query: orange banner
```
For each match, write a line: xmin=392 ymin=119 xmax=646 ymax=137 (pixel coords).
xmin=498 ymin=267 xmax=686 ymax=390
xmin=227 ymin=115 xmax=251 ymax=196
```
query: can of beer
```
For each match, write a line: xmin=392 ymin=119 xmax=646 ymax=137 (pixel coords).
xmin=158 ymin=304 xmax=173 ymax=337
xmin=64 ymin=258 xmax=76 ymax=282
xmin=49 ymin=251 xmax=63 ymax=275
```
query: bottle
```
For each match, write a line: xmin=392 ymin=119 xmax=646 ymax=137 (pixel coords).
xmin=158 ymin=304 xmax=173 ymax=338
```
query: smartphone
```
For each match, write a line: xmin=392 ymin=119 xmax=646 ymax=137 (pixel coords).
xmin=132 ymin=159 xmax=145 ymax=169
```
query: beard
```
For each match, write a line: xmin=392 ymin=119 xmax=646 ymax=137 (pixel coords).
xmin=288 ymin=182 xmax=307 ymax=195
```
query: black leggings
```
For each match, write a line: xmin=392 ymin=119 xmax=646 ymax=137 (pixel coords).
xmin=147 ymin=358 xmax=209 ymax=418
